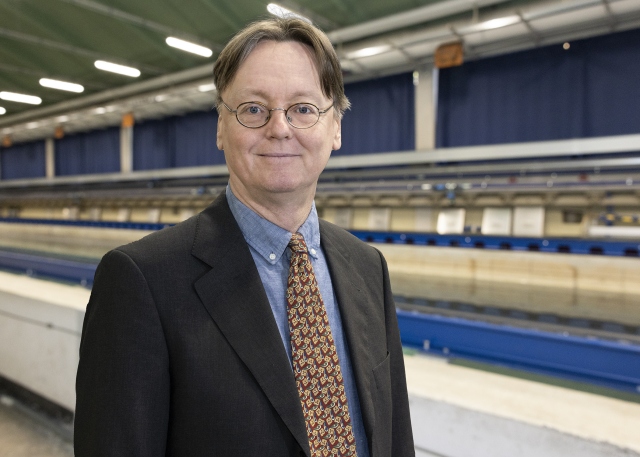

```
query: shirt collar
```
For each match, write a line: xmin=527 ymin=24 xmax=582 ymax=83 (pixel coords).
xmin=226 ymin=184 xmax=321 ymax=265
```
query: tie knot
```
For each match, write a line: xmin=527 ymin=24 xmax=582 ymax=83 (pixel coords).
xmin=289 ymin=233 xmax=308 ymax=254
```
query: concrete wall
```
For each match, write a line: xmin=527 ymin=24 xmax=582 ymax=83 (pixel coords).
xmin=320 ymin=205 xmax=606 ymax=238
xmin=0 ymin=222 xmax=151 ymax=259
xmin=0 ymin=272 xmax=88 ymax=411
xmin=376 ymin=242 xmax=640 ymax=296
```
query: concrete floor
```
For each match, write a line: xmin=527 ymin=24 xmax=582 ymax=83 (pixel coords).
xmin=406 ymin=353 xmax=640 ymax=457
xmin=0 ymin=395 xmax=73 ymax=457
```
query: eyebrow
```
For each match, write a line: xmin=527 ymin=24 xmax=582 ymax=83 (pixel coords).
xmin=234 ymin=88 xmax=324 ymax=103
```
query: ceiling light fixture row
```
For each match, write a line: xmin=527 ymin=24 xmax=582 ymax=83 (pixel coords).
xmin=0 ymin=3 xmax=296 ymax=113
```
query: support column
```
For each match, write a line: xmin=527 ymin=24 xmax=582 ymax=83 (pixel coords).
xmin=414 ymin=65 xmax=438 ymax=151
xmin=45 ymin=138 xmax=55 ymax=178
xmin=120 ymin=113 xmax=134 ymax=173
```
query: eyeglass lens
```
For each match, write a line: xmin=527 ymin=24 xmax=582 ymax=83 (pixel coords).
xmin=236 ymin=102 xmax=321 ymax=129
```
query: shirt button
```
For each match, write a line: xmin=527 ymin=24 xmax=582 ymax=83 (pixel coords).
xmin=310 ymin=249 xmax=316 ymax=256
xmin=269 ymin=253 xmax=276 ymax=260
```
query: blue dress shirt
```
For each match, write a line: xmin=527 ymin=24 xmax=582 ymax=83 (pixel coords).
xmin=226 ymin=186 xmax=370 ymax=457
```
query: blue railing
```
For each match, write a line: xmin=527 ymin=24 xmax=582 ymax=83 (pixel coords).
xmin=397 ymin=311 xmax=640 ymax=394
xmin=0 ymin=217 xmax=172 ymax=231
xmin=351 ymin=230 xmax=640 ymax=257
xmin=0 ymin=250 xmax=97 ymax=286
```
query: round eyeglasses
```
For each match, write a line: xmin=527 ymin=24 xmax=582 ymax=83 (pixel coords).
xmin=220 ymin=100 xmax=333 ymax=129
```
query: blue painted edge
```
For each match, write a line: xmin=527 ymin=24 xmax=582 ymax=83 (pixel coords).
xmin=0 ymin=217 xmax=173 ymax=231
xmin=397 ymin=310 xmax=640 ymax=393
xmin=0 ymin=250 xmax=97 ymax=287
xmin=1 ymin=217 xmax=639 ymax=256
xmin=351 ymin=230 xmax=640 ymax=257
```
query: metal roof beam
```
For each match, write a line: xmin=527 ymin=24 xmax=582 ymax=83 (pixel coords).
xmin=0 ymin=26 xmax=163 ymax=74
xmin=327 ymin=0 xmax=512 ymax=44
xmin=56 ymin=0 xmax=220 ymax=51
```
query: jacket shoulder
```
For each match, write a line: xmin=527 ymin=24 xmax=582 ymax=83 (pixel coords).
xmin=319 ymin=219 xmax=381 ymax=261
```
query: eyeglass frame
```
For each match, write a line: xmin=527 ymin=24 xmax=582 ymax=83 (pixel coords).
xmin=219 ymin=99 xmax=334 ymax=129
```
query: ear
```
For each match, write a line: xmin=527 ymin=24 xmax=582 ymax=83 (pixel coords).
xmin=216 ymin=113 xmax=224 ymax=150
xmin=331 ymin=116 xmax=341 ymax=151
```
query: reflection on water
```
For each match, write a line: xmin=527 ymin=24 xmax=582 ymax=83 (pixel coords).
xmin=390 ymin=272 xmax=640 ymax=332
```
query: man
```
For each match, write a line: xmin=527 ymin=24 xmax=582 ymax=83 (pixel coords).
xmin=75 ymin=17 xmax=414 ymax=457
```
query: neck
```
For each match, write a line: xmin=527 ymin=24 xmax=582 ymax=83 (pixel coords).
xmin=229 ymin=181 xmax=315 ymax=233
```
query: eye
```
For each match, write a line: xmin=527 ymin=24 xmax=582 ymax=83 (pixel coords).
xmin=238 ymin=103 xmax=266 ymax=116
xmin=292 ymin=104 xmax=319 ymax=115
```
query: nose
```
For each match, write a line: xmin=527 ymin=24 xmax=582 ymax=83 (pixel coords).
xmin=266 ymin=107 xmax=292 ymax=138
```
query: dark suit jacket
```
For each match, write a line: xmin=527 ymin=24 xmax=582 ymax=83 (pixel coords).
xmin=75 ymin=193 xmax=414 ymax=457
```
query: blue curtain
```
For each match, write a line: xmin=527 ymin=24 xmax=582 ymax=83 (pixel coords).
xmin=0 ymin=141 xmax=46 ymax=180
xmin=437 ymin=27 xmax=640 ymax=147
xmin=56 ymin=127 xmax=120 ymax=176
xmin=339 ymin=72 xmax=415 ymax=156
xmin=134 ymin=110 xmax=223 ymax=171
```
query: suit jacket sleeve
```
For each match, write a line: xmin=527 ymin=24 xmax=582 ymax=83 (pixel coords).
xmin=75 ymin=248 xmax=170 ymax=456
xmin=378 ymin=248 xmax=415 ymax=456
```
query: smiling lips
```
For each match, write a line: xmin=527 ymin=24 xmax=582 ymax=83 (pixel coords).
xmin=258 ymin=153 xmax=301 ymax=158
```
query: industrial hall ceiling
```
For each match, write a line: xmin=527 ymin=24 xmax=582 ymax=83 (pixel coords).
xmin=1 ymin=0 xmax=640 ymax=142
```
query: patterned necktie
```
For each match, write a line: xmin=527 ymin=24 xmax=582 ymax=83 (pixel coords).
xmin=286 ymin=233 xmax=357 ymax=457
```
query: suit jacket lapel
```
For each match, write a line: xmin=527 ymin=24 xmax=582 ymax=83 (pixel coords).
xmin=191 ymin=194 xmax=310 ymax=455
xmin=319 ymin=221 xmax=376 ymax=450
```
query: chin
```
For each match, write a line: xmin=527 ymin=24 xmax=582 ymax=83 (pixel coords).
xmin=261 ymin=177 xmax=314 ymax=196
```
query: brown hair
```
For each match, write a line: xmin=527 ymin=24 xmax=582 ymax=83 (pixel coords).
xmin=213 ymin=17 xmax=350 ymax=117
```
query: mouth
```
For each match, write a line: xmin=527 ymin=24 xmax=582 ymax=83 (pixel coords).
xmin=257 ymin=153 xmax=300 ymax=158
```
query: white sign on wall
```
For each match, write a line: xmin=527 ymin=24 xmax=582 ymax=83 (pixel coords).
xmin=147 ymin=208 xmax=161 ymax=223
xmin=481 ymin=207 xmax=513 ymax=235
xmin=89 ymin=207 xmax=102 ymax=221
xmin=62 ymin=207 xmax=79 ymax=220
xmin=415 ymin=208 xmax=434 ymax=232
xmin=512 ymin=207 xmax=545 ymax=237
xmin=117 ymin=208 xmax=131 ymax=222
xmin=368 ymin=208 xmax=391 ymax=231
xmin=334 ymin=208 xmax=353 ymax=229
xmin=180 ymin=208 xmax=195 ymax=221
xmin=436 ymin=208 xmax=466 ymax=234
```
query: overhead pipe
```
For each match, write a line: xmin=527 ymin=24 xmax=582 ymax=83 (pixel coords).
xmin=326 ymin=0 xmax=512 ymax=44
xmin=0 ymin=63 xmax=214 ymax=128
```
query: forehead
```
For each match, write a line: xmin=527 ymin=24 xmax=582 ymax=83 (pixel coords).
xmin=226 ymin=40 xmax=326 ymax=102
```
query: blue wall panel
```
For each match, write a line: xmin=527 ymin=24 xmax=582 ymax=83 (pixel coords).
xmin=133 ymin=117 xmax=176 ymax=170
xmin=339 ymin=72 xmax=415 ymax=156
xmin=134 ymin=110 xmax=223 ymax=171
xmin=56 ymin=127 xmax=120 ymax=176
xmin=437 ymin=28 xmax=640 ymax=147
xmin=175 ymin=111 xmax=223 ymax=167
xmin=0 ymin=141 xmax=46 ymax=180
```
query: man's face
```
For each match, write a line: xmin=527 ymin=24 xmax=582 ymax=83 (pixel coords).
xmin=217 ymin=40 xmax=341 ymax=205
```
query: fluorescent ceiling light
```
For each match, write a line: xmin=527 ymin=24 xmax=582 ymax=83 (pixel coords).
xmin=267 ymin=3 xmax=311 ymax=23
xmin=56 ymin=115 xmax=70 ymax=122
xmin=346 ymin=45 xmax=392 ymax=59
xmin=166 ymin=37 xmax=213 ymax=58
xmin=457 ymin=14 xmax=521 ymax=34
xmin=94 ymin=107 xmax=107 ymax=114
xmin=26 ymin=121 xmax=40 ymax=129
xmin=94 ymin=60 xmax=141 ymax=77
xmin=198 ymin=83 xmax=216 ymax=92
xmin=0 ymin=107 xmax=5 ymax=115
xmin=478 ymin=15 xmax=520 ymax=31
xmin=0 ymin=91 xmax=42 ymax=105
xmin=39 ymin=78 xmax=84 ymax=93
